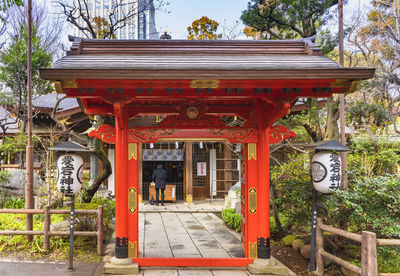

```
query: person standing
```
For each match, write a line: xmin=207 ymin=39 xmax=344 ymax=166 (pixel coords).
xmin=152 ymin=164 xmax=167 ymax=206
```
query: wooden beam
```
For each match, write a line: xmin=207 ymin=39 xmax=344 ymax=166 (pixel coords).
xmin=133 ymin=257 xmax=254 ymax=267
xmin=185 ymin=142 xmax=193 ymax=203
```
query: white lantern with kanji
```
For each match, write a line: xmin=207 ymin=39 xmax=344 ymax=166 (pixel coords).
xmin=56 ymin=154 xmax=84 ymax=195
xmin=311 ymin=151 xmax=341 ymax=194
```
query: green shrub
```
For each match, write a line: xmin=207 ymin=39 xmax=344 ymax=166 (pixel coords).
xmin=222 ymin=208 xmax=241 ymax=232
xmin=270 ymin=152 xmax=312 ymax=234
xmin=328 ymin=174 xmax=400 ymax=238
xmin=348 ymin=136 xmax=400 ymax=177
xmin=3 ymin=197 xmax=25 ymax=209
xmin=351 ymin=247 xmax=400 ymax=273
xmin=0 ymin=171 xmax=11 ymax=184
xmin=61 ymin=197 xmax=115 ymax=228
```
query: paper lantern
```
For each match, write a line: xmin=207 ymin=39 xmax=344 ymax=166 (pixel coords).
xmin=311 ymin=151 xmax=341 ymax=194
xmin=57 ymin=154 xmax=84 ymax=195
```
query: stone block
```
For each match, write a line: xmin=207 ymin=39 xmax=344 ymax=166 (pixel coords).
xmin=103 ymin=262 xmax=138 ymax=275
xmin=291 ymin=239 xmax=304 ymax=251
xmin=248 ymin=259 xmax=288 ymax=275
xmin=300 ymin=244 xmax=311 ymax=259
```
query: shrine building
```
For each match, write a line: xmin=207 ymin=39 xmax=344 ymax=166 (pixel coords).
xmin=40 ymin=36 xmax=374 ymax=267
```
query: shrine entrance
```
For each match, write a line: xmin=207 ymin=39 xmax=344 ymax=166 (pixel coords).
xmin=40 ymin=37 xmax=374 ymax=267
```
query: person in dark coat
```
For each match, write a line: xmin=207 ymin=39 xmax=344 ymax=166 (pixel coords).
xmin=152 ymin=164 xmax=167 ymax=206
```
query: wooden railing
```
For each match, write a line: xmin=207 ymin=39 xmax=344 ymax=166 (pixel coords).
xmin=316 ymin=218 xmax=400 ymax=276
xmin=0 ymin=205 xmax=104 ymax=254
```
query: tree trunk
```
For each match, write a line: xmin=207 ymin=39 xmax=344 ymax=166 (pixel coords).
xmin=303 ymin=98 xmax=323 ymax=142
xmin=324 ymin=98 xmax=340 ymax=140
xmin=81 ymin=137 xmax=112 ymax=203
xmin=270 ymin=181 xmax=285 ymax=238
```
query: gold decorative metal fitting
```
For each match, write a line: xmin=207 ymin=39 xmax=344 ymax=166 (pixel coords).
xmin=249 ymin=242 xmax=257 ymax=259
xmin=128 ymin=143 xmax=137 ymax=160
xmin=128 ymin=187 xmax=137 ymax=214
xmin=186 ymin=106 xmax=199 ymax=119
xmin=190 ymin=79 xmax=220 ymax=89
xmin=248 ymin=143 xmax=257 ymax=160
xmin=186 ymin=194 xmax=193 ymax=203
xmin=249 ymin=187 xmax=257 ymax=214
xmin=128 ymin=241 xmax=137 ymax=258
xmin=138 ymin=194 xmax=143 ymax=204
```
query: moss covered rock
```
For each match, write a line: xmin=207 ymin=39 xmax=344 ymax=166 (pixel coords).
xmin=282 ymin=235 xmax=297 ymax=246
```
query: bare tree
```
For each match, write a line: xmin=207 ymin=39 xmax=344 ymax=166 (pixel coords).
xmin=56 ymin=0 xmax=168 ymax=39
xmin=221 ymin=19 xmax=243 ymax=40
xmin=8 ymin=0 xmax=66 ymax=57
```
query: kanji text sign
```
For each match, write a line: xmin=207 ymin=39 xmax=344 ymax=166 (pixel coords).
xmin=197 ymin=162 xmax=206 ymax=176
xmin=311 ymin=151 xmax=341 ymax=194
xmin=57 ymin=154 xmax=84 ymax=195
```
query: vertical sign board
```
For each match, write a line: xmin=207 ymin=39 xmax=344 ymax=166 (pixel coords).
xmin=57 ymin=154 xmax=84 ymax=195
xmin=197 ymin=162 xmax=206 ymax=176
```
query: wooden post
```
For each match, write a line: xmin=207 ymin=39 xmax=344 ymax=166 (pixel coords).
xmin=127 ymin=143 xmax=139 ymax=258
xmin=138 ymin=144 xmax=143 ymax=201
xmin=25 ymin=0 xmax=34 ymax=243
xmin=185 ymin=142 xmax=193 ymax=203
xmin=316 ymin=218 xmax=324 ymax=276
xmin=97 ymin=206 xmax=103 ymax=255
xmin=114 ymin=102 xmax=129 ymax=258
xmin=255 ymin=100 xmax=270 ymax=259
xmin=361 ymin=231 xmax=378 ymax=276
xmin=43 ymin=205 xmax=50 ymax=251
xmin=245 ymin=143 xmax=258 ymax=259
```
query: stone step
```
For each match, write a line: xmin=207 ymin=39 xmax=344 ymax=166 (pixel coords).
xmin=103 ymin=262 xmax=139 ymax=275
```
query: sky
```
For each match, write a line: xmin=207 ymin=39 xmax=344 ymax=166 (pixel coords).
xmin=155 ymin=0 xmax=249 ymax=39
xmin=155 ymin=0 xmax=372 ymax=40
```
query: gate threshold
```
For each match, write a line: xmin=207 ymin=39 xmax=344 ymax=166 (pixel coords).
xmin=133 ymin=257 xmax=254 ymax=267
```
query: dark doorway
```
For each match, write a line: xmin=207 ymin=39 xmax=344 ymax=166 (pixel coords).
xmin=143 ymin=161 xmax=184 ymax=201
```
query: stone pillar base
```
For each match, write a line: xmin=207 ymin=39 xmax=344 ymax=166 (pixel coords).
xmin=248 ymin=259 xmax=289 ymax=275
xmin=103 ymin=258 xmax=138 ymax=275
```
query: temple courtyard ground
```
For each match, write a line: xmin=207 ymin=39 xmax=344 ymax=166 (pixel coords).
xmin=0 ymin=200 xmax=301 ymax=275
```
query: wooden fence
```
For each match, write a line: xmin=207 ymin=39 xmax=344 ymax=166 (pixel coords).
xmin=0 ymin=205 xmax=103 ymax=255
xmin=316 ymin=218 xmax=400 ymax=276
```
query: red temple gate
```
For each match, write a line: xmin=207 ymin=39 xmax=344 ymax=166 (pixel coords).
xmin=40 ymin=37 xmax=374 ymax=267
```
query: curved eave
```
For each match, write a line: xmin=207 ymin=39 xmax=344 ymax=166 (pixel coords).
xmin=40 ymin=68 xmax=375 ymax=81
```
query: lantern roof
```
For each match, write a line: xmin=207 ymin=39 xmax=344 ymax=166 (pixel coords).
xmin=305 ymin=140 xmax=350 ymax=152
xmin=50 ymin=140 xmax=90 ymax=152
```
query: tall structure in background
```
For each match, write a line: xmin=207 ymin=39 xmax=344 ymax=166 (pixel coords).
xmin=72 ymin=0 xmax=157 ymax=39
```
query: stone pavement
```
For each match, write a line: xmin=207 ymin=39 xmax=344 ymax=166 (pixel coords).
xmin=101 ymin=200 xmax=296 ymax=275
xmin=139 ymin=199 xmax=225 ymax=213
xmin=0 ymin=261 xmax=102 ymax=276
xmin=139 ymin=212 xmax=243 ymax=258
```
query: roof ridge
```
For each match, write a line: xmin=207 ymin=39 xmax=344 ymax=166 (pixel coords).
xmin=66 ymin=35 xmax=324 ymax=56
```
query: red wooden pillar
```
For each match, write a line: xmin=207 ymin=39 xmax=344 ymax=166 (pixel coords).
xmin=128 ymin=143 xmax=139 ymax=259
xmin=244 ymin=142 xmax=258 ymax=258
xmin=256 ymin=101 xmax=271 ymax=259
xmin=114 ymin=102 xmax=129 ymax=258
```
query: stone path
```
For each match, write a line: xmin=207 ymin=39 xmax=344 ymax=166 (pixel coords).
xmin=141 ymin=269 xmax=250 ymax=275
xmin=139 ymin=200 xmax=224 ymax=213
xmin=139 ymin=212 xmax=243 ymax=258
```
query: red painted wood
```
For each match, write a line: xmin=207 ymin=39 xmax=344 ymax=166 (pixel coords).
xmin=114 ymin=103 xmax=129 ymax=247
xmin=256 ymin=101 xmax=271 ymax=242
xmin=128 ymin=143 xmax=139 ymax=258
xmin=269 ymin=125 xmax=296 ymax=144
xmin=66 ymin=87 xmax=339 ymax=100
xmin=246 ymin=143 xmax=258 ymax=257
xmin=75 ymin=78 xmax=337 ymax=89
xmin=133 ymin=257 xmax=254 ymax=267
xmin=89 ymin=126 xmax=259 ymax=144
